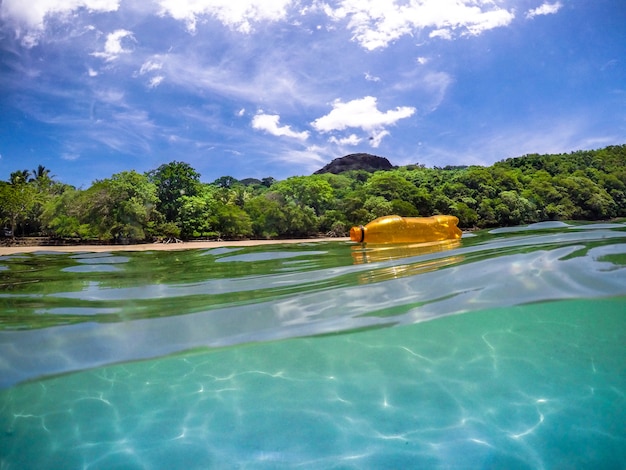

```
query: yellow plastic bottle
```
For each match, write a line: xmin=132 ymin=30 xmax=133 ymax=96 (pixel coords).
xmin=350 ymin=215 xmax=462 ymax=244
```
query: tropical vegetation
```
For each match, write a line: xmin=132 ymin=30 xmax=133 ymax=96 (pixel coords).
xmin=1 ymin=145 xmax=625 ymax=243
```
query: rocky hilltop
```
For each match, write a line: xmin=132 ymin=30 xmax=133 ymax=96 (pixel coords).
xmin=314 ymin=153 xmax=394 ymax=175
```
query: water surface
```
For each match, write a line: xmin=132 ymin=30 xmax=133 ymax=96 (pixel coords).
xmin=1 ymin=222 xmax=625 ymax=468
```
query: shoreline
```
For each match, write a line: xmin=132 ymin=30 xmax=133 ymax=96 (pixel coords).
xmin=0 ymin=237 xmax=351 ymax=255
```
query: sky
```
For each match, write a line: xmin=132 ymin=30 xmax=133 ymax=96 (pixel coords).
xmin=0 ymin=0 xmax=624 ymax=188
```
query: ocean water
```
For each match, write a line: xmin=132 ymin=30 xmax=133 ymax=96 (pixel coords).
xmin=0 ymin=221 xmax=625 ymax=469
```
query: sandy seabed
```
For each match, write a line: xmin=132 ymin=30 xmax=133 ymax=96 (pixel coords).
xmin=0 ymin=237 xmax=351 ymax=256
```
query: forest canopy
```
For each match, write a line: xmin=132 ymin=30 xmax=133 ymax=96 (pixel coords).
xmin=1 ymin=145 xmax=625 ymax=243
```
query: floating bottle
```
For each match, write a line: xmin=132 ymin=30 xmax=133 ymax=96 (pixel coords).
xmin=350 ymin=215 xmax=462 ymax=244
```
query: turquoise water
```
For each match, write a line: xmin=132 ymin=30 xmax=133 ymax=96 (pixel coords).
xmin=1 ymin=222 xmax=625 ymax=469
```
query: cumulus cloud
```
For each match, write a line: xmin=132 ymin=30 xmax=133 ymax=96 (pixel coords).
xmin=312 ymin=96 xmax=415 ymax=132
xmin=157 ymin=0 xmax=293 ymax=33
xmin=312 ymin=96 xmax=415 ymax=148
xmin=526 ymin=2 xmax=563 ymax=19
xmin=252 ymin=113 xmax=310 ymax=141
xmin=91 ymin=29 xmax=135 ymax=61
xmin=323 ymin=0 xmax=515 ymax=50
xmin=0 ymin=0 xmax=120 ymax=29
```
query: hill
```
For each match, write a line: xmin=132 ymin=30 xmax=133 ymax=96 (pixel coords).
xmin=314 ymin=153 xmax=394 ymax=174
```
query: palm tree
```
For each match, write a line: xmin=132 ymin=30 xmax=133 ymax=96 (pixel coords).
xmin=10 ymin=169 xmax=30 ymax=185
xmin=29 ymin=165 xmax=55 ymax=192
xmin=30 ymin=165 xmax=51 ymax=182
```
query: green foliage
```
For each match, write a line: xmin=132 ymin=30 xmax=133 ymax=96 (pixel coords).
xmin=271 ymin=176 xmax=334 ymax=215
xmin=318 ymin=210 xmax=349 ymax=236
xmin=363 ymin=172 xmax=418 ymax=204
xmin=147 ymin=161 xmax=201 ymax=223
xmin=215 ymin=204 xmax=253 ymax=239
xmin=41 ymin=189 xmax=94 ymax=239
xmin=363 ymin=196 xmax=394 ymax=219
xmin=177 ymin=185 xmax=220 ymax=238
xmin=281 ymin=204 xmax=318 ymax=237
xmin=0 ymin=180 xmax=37 ymax=235
xmin=245 ymin=193 xmax=286 ymax=238
xmin=88 ymin=171 xmax=159 ymax=241
xmin=495 ymin=191 xmax=537 ymax=226
xmin=451 ymin=202 xmax=478 ymax=228
xmin=212 ymin=175 xmax=239 ymax=189
xmin=3 ymin=144 xmax=626 ymax=241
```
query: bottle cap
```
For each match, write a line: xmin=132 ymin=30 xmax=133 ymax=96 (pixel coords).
xmin=349 ymin=225 xmax=365 ymax=242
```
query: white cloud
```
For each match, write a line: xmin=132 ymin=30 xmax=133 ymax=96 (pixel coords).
xmin=364 ymin=72 xmax=380 ymax=82
xmin=91 ymin=29 xmax=135 ymax=61
xmin=139 ymin=59 xmax=163 ymax=75
xmin=323 ymin=0 xmax=515 ymax=50
xmin=329 ymin=134 xmax=362 ymax=146
xmin=157 ymin=0 xmax=293 ymax=33
xmin=421 ymin=71 xmax=453 ymax=111
xmin=429 ymin=28 xmax=452 ymax=40
xmin=61 ymin=152 xmax=80 ymax=161
xmin=148 ymin=76 xmax=165 ymax=88
xmin=252 ymin=113 xmax=310 ymax=141
xmin=85 ymin=108 xmax=156 ymax=155
xmin=272 ymin=146 xmax=328 ymax=171
xmin=369 ymin=130 xmax=390 ymax=148
xmin=312 ymin=96 xmax=415 ymax=132
xmin=136 ymin=58 xmax=164 ymax=87
xmin=312 ymin=96 xmax=415 ymax=148
xmin=154 ymin=50 xmax=321 ymax=109
xmin=0 ymin=0 xmax=119 ymax=42
xmin=526 ymin=2 xmax=563 ymax=19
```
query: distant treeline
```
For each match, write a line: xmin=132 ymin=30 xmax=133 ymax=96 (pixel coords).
xmin=1 ymin=144 xmax=625 ymax=243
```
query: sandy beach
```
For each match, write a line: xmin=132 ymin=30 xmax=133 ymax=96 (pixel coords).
xmin=0 ymin=237 xmax=351 ymax=255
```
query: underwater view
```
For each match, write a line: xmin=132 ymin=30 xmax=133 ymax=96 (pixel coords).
xmin=1 ymin=221 xmax=625 ymax=469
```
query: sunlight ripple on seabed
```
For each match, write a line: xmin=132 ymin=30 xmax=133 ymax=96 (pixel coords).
xmin=0 ymin=223 xmax=625 ymax=468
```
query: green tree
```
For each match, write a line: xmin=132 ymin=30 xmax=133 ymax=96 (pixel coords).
xmin=177 ymin=185 xmax=220 ymax=238
xmin=363 ymin=195 xmax=394 ymax=219
xmin=245 ymin=193 xmax=288 ymax=238
xmin=0 ymin=180 xmax=37 ymax=236
xmin=147 ymin=161 xmax=201 ymax=223
xmin=41 ymin=188 xmax=94 ymax=239
xmin=318 ymin=209 xmax=349 ymax=236
xmin=215 ymin=204 xmax=253 ymax=239
xmin=29 ymin=165 xmax=54 ymax=192
xmin=558 ymin=175 xmax=616 ymax=219
xmin=213 ymin=175 xmax=239 ymax=189
xmin=494 ymin=191 xmax=537 ymax=226
xmin=362 ymin=172 xmax=418 ymax=204
xmin=272 ymin=176 xmax=334 ymax=215
xmin=391 ymin=199 xmax=420 ymax=217
xmin=10 ymin=169 xmax=30 ymax=185
xmin=85 ymin=171 xmax=159 ymax=241
xmin=281 ymin=204 xmax=318 ymax=237
xmin=451 ymin=202 xmax=478 ymax=228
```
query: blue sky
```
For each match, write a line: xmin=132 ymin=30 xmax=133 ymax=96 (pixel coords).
xmin=1 ymin=0 xmax=624 ymax=188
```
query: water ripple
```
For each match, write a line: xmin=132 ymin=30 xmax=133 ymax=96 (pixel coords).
xmin=0 ymin=224 xmax=625 ymax=389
